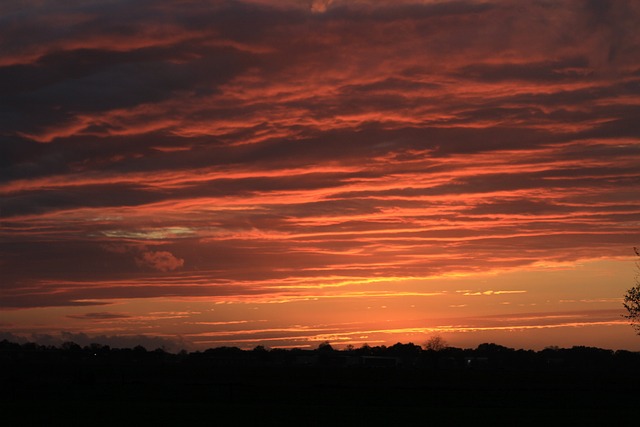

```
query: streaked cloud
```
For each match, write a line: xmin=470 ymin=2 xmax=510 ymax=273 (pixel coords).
xmin=2 ymin=0 xmax=639 ymax=350
xmin=66 ymin=312 xmax=131 ymax=320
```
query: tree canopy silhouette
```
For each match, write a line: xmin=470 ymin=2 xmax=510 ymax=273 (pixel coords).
xmin=424 ymin=335 xmax=447 ymax=351
xmin=623 ymin=247 xmax=640 ymax=335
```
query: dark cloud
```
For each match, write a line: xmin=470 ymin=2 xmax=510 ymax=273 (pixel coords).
xmin=0 ymin=295 xmax=108 ymax=309
xmin=0 ymin=45 xmax=256 ymax=140
xmin=67 ymin=311 xmax=131 ymax=320
xmin=458 ymin=57 xmax=592 ymax=82
xmin=1 ymin=0 xmax=639 ymax=315
xmin=466 ymin=200 xmax=577 ymax=216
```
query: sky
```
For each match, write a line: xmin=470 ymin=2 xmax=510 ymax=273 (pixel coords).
xmin=1 ymin=0 xmax=640 ymax=352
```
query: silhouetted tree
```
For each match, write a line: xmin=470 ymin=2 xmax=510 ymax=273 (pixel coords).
xmin=424 ymin=335 xmax=447 ymax=351
xmin=317 ymin=341 xmax=333 ymax=352
xmin=133 ymin=345 xmax=147 ymax=353
xmin=623 ymin=247 xmax=640 ymax=334
xmin=62 ymin=341 xmax=81 ymax=352
xmin=476 ymin=343 xmax=513 ymax=354
xmin=389 ymin=342 xmax=422 ymax=356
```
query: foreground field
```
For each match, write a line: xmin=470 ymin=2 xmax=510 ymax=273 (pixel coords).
xmin=2 ymin=341 xmax=639 ymax=426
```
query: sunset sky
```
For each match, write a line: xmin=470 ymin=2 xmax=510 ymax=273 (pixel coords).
xmin=2 ymin=0 xmax=640 ymax=351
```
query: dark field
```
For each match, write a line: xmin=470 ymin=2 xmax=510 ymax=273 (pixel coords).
xmin=2 ymin=341 xmax=639 ymax=426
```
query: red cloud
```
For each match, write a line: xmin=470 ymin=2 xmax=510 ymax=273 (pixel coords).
xmin=136 ymin=250 xmax=184 ymax=272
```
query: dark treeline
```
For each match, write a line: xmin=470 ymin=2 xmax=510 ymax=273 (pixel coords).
xmin=3 ymin=340 xmax=640 ymax=425
xmin=2 ymin=339 xmax=640 ymax=372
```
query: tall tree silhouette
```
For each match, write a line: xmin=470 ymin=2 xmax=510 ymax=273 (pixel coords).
xmin=623 ymin=247 xmax=640 ymax=334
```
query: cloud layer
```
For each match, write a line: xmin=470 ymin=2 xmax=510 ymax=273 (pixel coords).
xmin=1 ymin=0 xmax=639 ymax=348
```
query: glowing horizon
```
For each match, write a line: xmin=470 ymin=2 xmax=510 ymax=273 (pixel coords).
xmin=1 ymin=0 xmax=640 ymax=352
